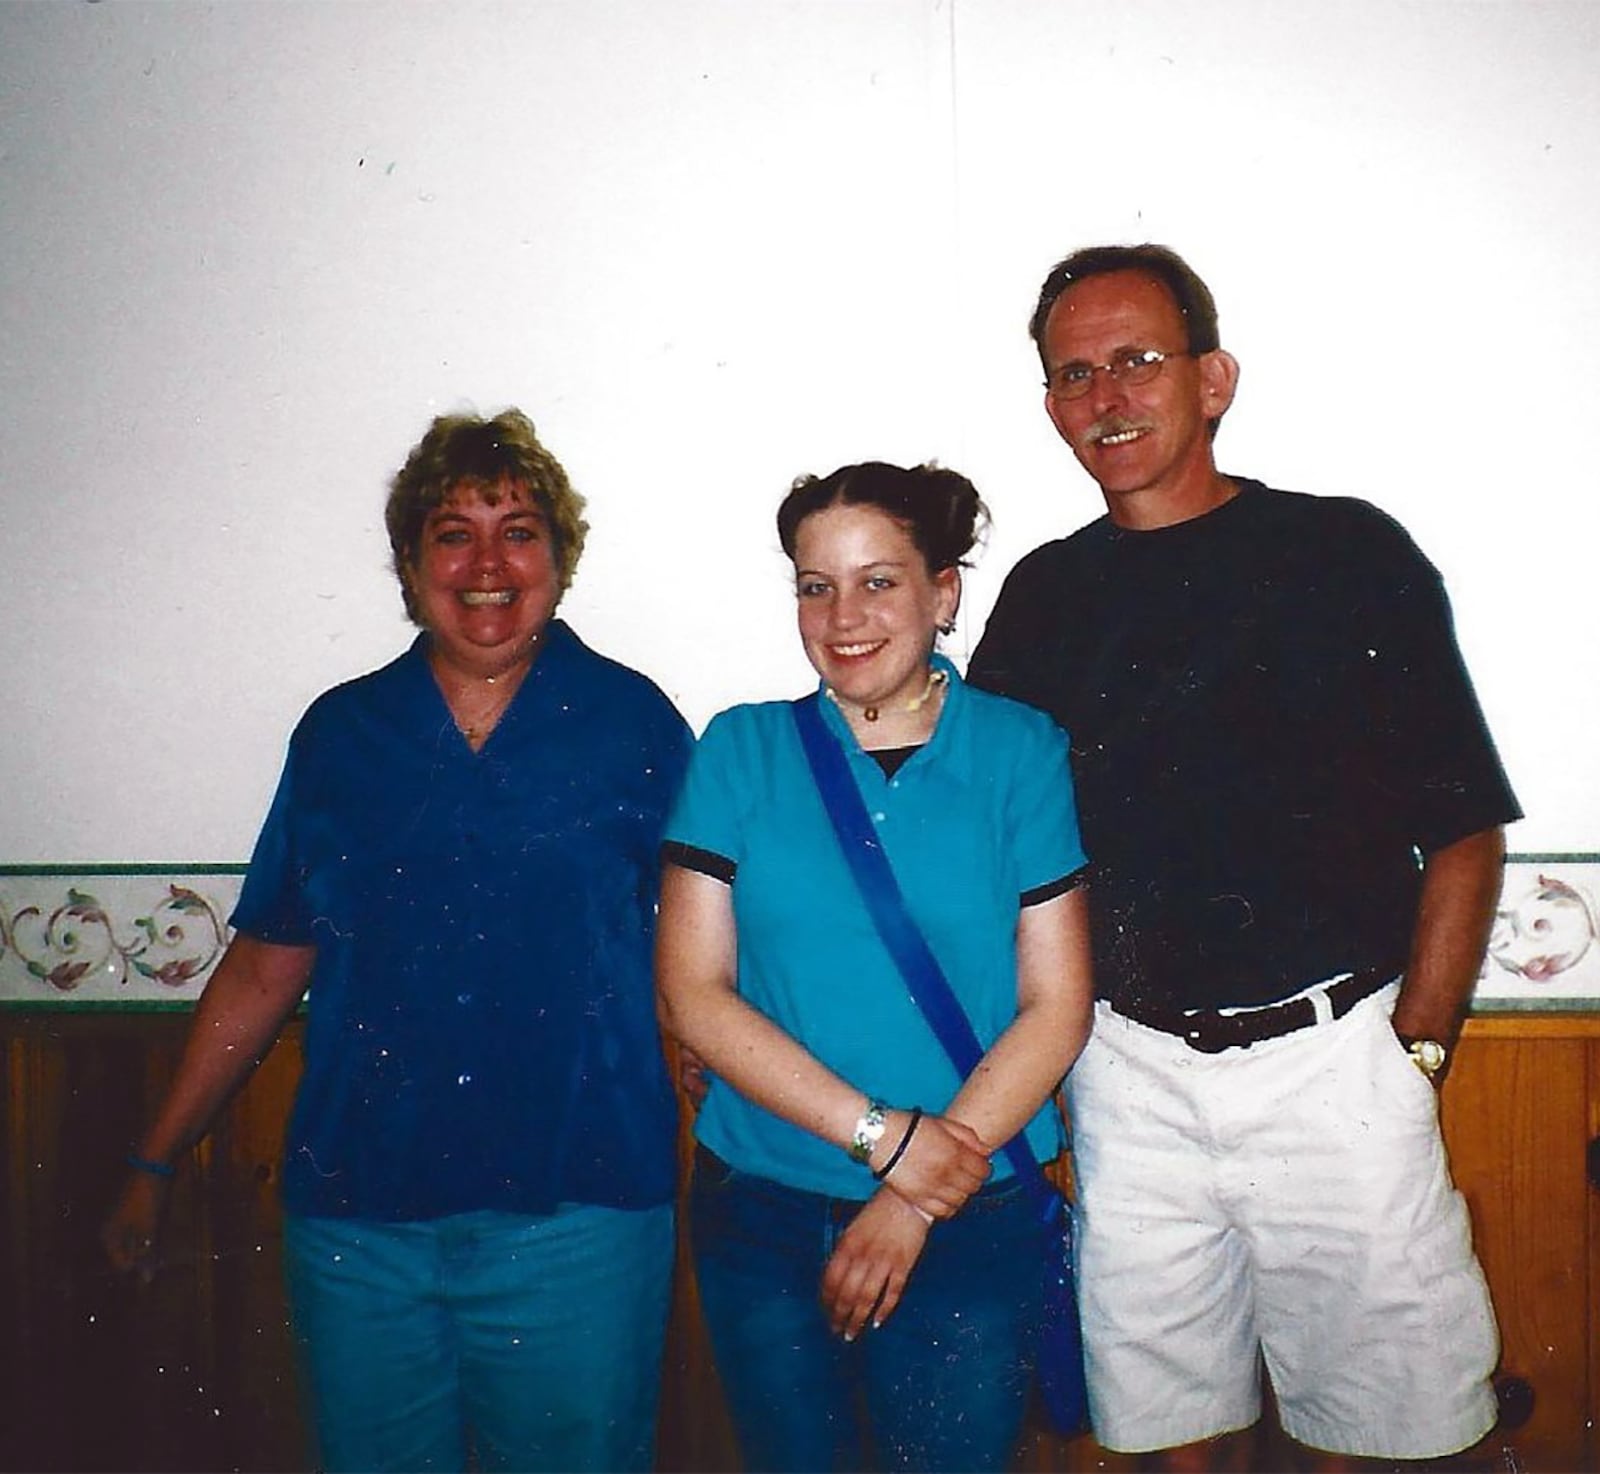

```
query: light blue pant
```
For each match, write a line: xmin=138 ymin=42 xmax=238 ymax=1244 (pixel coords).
xmin=283 ymin=1203 xmax=673 ymax=1473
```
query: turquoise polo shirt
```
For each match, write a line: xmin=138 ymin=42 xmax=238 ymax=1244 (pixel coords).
xmin=664 ymin=659 xmax=1087 ymax=1200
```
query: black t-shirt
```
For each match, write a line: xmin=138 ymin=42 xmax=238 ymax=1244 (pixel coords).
xmin=968 ymin=478 xmax=1520 ymax=1013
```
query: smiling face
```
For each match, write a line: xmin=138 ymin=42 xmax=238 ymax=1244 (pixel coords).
xmin=1041 ymin=268 xmax=1238 ymax=527
xmin=792 ymin=502 xmax=958 ymax=715
xmin=404 ymin=480 xmax=559 ymax=681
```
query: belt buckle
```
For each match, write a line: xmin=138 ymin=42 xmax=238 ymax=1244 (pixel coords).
xmin=1180 ymin=1011 xmax=1246 ymax=1053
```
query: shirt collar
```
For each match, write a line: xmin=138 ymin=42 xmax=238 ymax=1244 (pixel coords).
xmin=399 ymin=618 xmax=583 ymax=747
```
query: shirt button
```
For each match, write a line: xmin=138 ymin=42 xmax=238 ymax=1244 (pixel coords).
xmin=872 ymin=811 xmax=887 ymax=823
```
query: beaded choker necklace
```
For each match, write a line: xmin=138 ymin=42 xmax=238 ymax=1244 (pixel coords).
xmin=827 ymin=665 xmax=947 ymax=724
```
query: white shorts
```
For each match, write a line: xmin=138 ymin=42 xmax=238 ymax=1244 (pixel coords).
xmin=1065 ymin=981 xmax=1498 ymax=1458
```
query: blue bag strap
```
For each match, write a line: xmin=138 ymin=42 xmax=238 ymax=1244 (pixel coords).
xmin=792 ymin=693 xmax=1059 ymax=1221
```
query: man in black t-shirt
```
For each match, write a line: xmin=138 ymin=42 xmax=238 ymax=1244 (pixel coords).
xmin=969 ymin=245 xmax=1519 ymax=1470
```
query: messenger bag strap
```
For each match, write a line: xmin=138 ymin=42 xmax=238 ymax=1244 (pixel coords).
xmin=791 ymin=693 xmax=1057 ymax=1221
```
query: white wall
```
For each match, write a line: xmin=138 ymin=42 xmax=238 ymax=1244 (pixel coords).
xmin=2 ymin=0 xmax=1595 ymax=862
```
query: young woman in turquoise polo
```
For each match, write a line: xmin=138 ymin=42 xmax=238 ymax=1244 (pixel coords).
xmin=657 ymin=460 xmax=1095 ymax=1472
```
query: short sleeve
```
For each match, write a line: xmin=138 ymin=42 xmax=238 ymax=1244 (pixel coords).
xmin=1001 ymin=704 xmax=1089 ymax=896
xmin=229 ymin=740 xmax=316 ymax=945
xmin=968 ymin=549 xmax=1060 ymax=713
xmin=1356 ymin=515 xmax=1520 ymax=852
xmin=635 ymin=688 xmax=695 ymax=823
xmin=662 ymin=708 xmax=754 ymax=868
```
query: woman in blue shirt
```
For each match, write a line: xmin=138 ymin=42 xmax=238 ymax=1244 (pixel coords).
xmin=103 ymin=409 xmax=691 ymax=1473
xmin=657 ymin=461 xmax=1094 ymax=1472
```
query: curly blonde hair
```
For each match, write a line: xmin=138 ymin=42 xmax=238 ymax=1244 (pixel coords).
xmin=386 ymin=408 xmax=589 ymax=623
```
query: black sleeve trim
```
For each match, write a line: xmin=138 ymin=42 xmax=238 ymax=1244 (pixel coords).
xmin=661 ymin=840 xmax=736 ymax=886
xmin=1020 ymin=865 xmax=1089 ymax=909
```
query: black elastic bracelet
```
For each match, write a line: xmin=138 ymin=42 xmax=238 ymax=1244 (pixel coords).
xmin=126 ymin=1153 xmax=176 ymax=1179
xmin=872 ymin=1107 xmax=923 ymax=1181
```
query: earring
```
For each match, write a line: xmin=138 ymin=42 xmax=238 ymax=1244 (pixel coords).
xmin=938 ymin=618 xmax=957 ymax=636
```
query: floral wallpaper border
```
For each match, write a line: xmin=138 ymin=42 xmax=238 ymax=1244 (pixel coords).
xmin=0 ymin=867 xmax=242 ymax=1008
xmin=1475 ymin=854 xmax=1600 ymax=1009
xmin=2 ymin=856 xmax=1597 ymax=1010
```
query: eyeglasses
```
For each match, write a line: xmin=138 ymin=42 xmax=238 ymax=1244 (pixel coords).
xmin=1045 ymin=347 xmax=1191 ymax=401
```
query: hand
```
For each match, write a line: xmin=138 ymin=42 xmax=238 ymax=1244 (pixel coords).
xmin=870 ymin=1110 xmax=990 ymax=1219
xmin=678 ymin=1045 xmax=711 ymax=1108
xmin=101 ymin=1171 xmax=170 ymax=1284
xmin=820 ymin=1189 xmax=932 ymax=1340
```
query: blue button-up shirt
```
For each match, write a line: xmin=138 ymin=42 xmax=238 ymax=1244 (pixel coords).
xmin=234 ymin=622 xmax=691 ymax=1220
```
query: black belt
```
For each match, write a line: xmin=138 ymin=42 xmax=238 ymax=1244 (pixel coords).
xmin=1109 ymin=966 xmax=1392 ymax=1054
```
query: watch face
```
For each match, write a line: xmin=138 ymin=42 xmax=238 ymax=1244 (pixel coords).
xmin=1413 ymin=1039 xmax=1447 ymax=1072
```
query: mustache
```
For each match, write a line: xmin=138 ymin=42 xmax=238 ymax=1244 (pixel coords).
xmin=1086 ymin=415 xmax=1154 ymax=443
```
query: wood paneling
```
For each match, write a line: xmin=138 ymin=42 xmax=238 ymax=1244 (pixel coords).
xmin=4 ymin=1012 xmax=1596 ymax=1472
xmin=1442 ymin=1020 xmax=1599 ymax=1473
xmin=1 ymin=1013 xmax=304 ymax=1473
xmin=0 ymin=1014 xmax=748 ymax=1473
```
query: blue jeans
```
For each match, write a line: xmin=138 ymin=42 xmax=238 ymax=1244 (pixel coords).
xmin=283 ymin=1203 xmax=673 ymax=1473
xmin=690 ymin=1147 xmax=1048 ymax=1473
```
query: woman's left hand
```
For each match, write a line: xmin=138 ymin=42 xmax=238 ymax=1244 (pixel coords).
xmin=819 ymin=1188 xmax=932 ymax=1341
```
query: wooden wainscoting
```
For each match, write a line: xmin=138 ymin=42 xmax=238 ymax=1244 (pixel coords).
xmin=2 ymin=1012 xmax=303 ymax=1472
xmin=3 ymin=1012 xmax=1595 ymax=1472
xmin=1439 ymin=1015 xmax=1600 ymax=1474
xmin=0 ymin=1012 xmax=744 ymax=1474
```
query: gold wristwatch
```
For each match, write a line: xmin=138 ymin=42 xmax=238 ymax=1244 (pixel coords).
xmin=1397 ymin=1034 xmax=1448 ymax=1080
